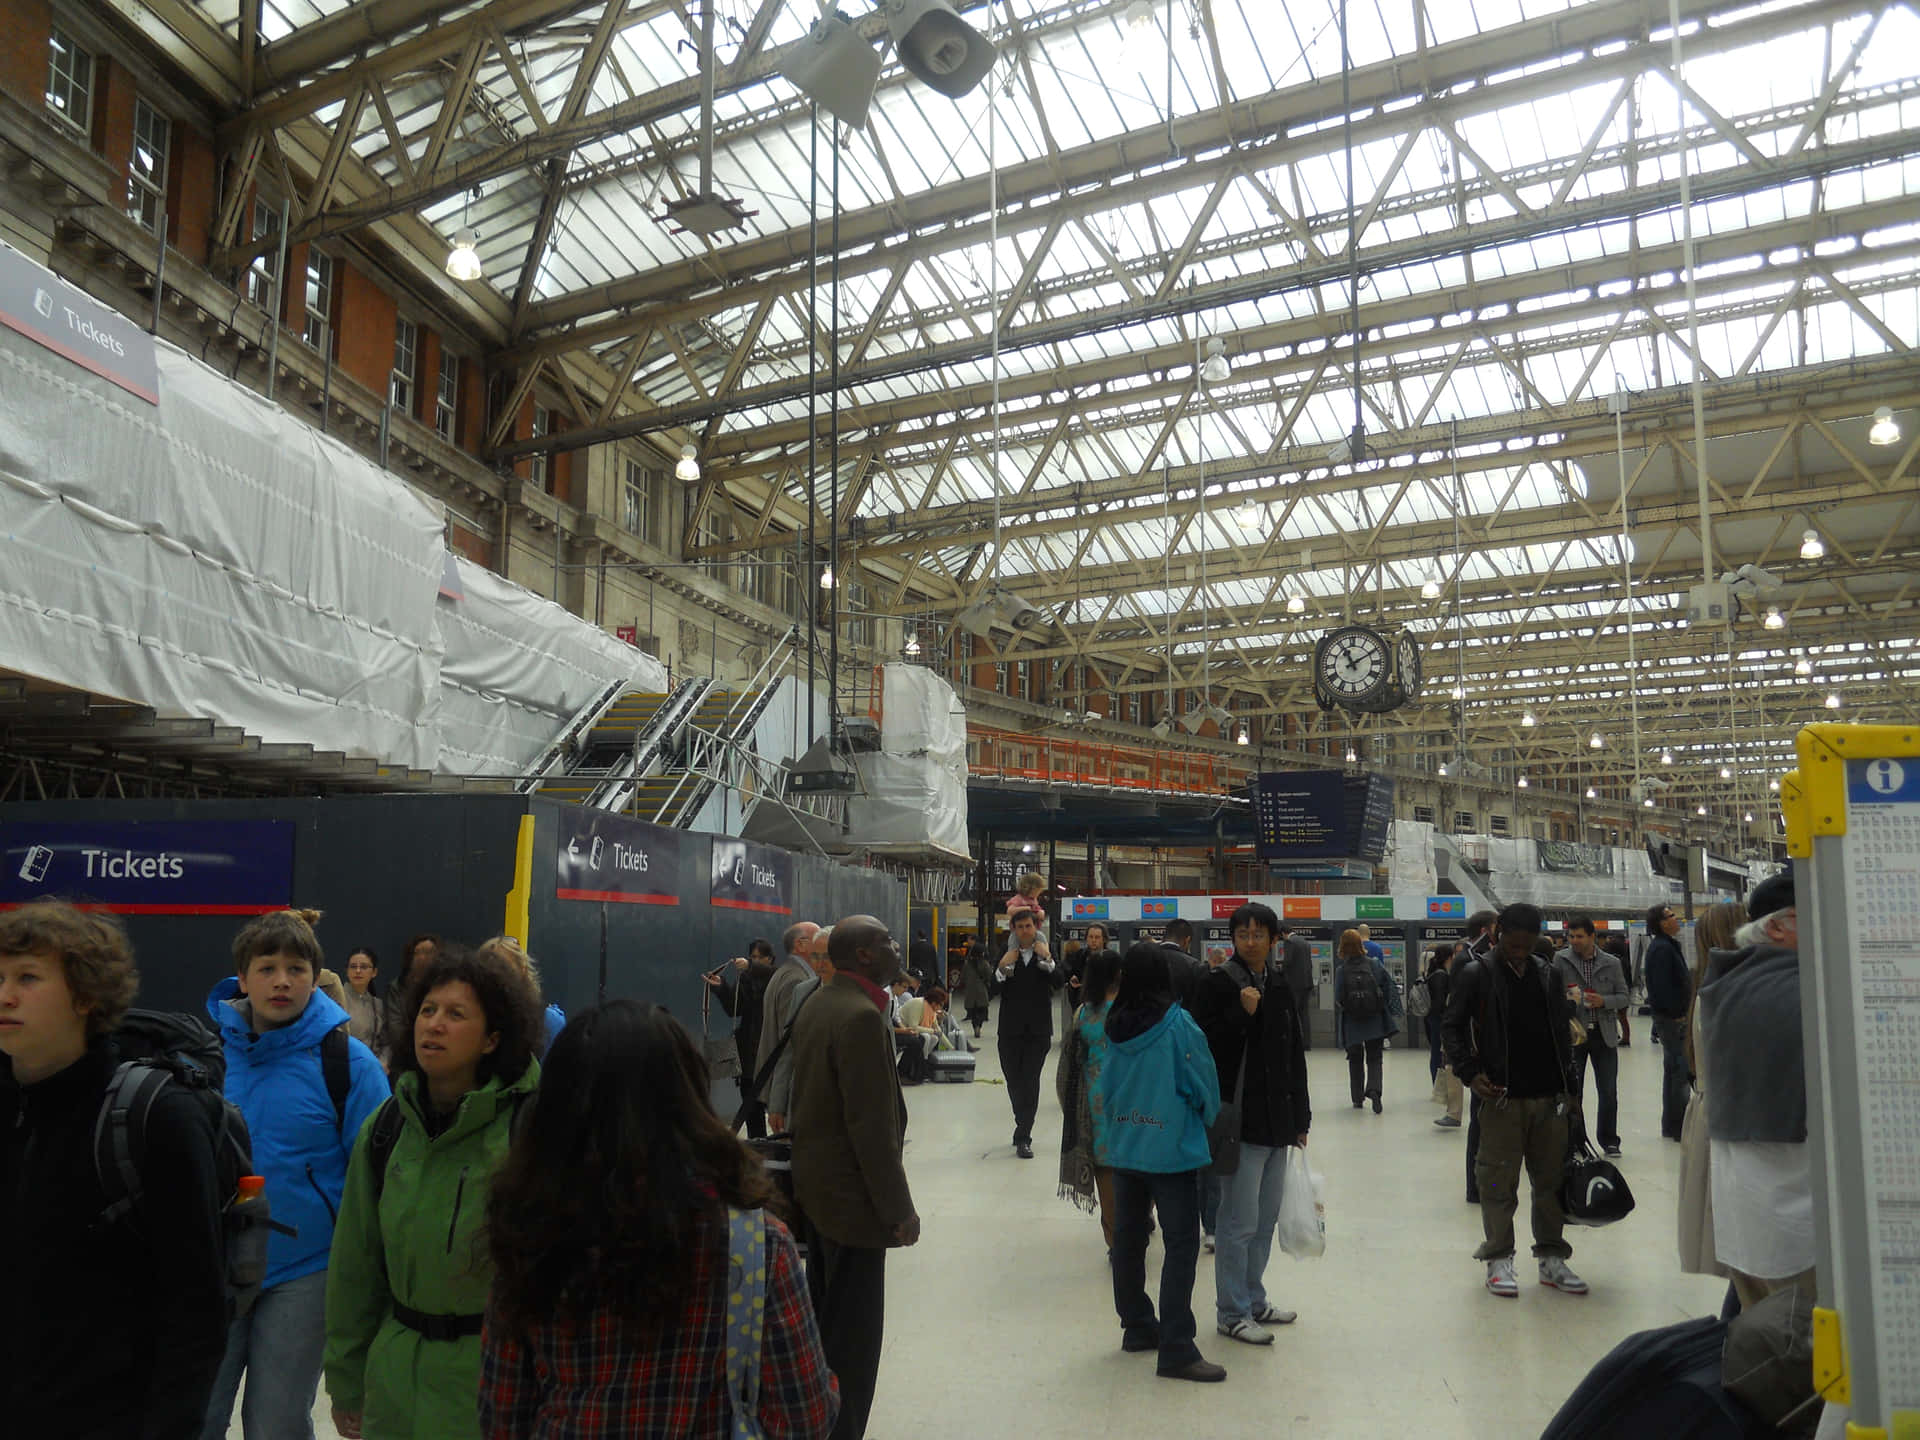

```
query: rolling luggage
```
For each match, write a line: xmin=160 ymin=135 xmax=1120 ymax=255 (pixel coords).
xmin=929 ymin=1049 xmax=976 ymax=1083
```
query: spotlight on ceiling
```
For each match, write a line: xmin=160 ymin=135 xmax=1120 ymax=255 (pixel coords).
xmin=1200 ymin=336 xmax=1230 ymax=384
xmin=1769 ymin=777 xmax=1780 ymax=792
xmin=1661 ymin=749 xmax=1674 ymax=765
xmin=1794 ymin=657 xmax=1812 ymax=676
xmin=1643 ymin=797 xmax=1655 ymax=808
xmin=956 ymin=583 xmax=1044 ymax=637
xmin=1421 ymin=574 xmax=1442 ymax=599
xmin=1235 ymin=724 xmax=1250 ymax=746
xmin=1234 ymin=500 xmax=1262 ymax=530
xmin=1345 ymin=747 xmax=1359 ymax=764
xmin=1521 ymin=711 xmax=1537 ymax=728
xmin=1589 ymin=732 xmax=1604 ymax=749
xmin=1586 ymin=786 xmax=1598 ymax=799
xmin=1763 ymin=606 xmax=1785 ymax=630
xmin=1826 ymin=692 xmax=1842 ymax=709
xmin=1286 ymin=592 xmax=1307 ymax=614
xmin=444 ymin=229 xmax=483 ymax=281
xmin=1744 ymin=811 xmax=1755 ymax=824
xmin=819 ymin=565 xmax=836 ymax=589
xmin=781 ymin=9 xmax=886 ymax=129
xmin=1449 ymin=685 xmax=1466 ymax=700
xmin=675 ymin=444 xmax=701 ymax=482
xmin=1437 ymin=763 xmax=1449 ymax=777
xmin=1719 ymin=765 xmax=1733 ymax=779
xmin=1869 ymin=405 xmax=1901 ymax=447
xmin=885 ymin=0 xmax=997 ymax=99
xmin=1696 ymin=804 xmax=1709 ymax=816
xmin=1517 ymin=775 xmax=1529 ymax=788
xmin=1800 ymin=528 xmax=1825 ymax=560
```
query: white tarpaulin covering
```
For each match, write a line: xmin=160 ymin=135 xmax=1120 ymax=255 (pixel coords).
xmin=0 ymin=251 xmax=660 ymax=775
xmin=437 ymin=558 xmax=665 ymax=775
xmin=847 ymin=664 xmax=969 ymax=858
xmin=1387 ymin=820 xmax=1438 ymax=896
xmin=1479 ymin=837 xmax=1674 ymax=911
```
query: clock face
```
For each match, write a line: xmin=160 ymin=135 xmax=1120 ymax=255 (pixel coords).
xmin=1318 ymin=626 xmax=1390 ymax=700
xmin=1396 ymin=633 xmax=1423 ymax=699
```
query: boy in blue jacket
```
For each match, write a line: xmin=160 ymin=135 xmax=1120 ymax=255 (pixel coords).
xmin=201 ymin=910 xmax=389 ymax=1440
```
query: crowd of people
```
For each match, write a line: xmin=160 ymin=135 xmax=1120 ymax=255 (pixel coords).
xmin=0 ymin=860 xmax=1823 ymax=1438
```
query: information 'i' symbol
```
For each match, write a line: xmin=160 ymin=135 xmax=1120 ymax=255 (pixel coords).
xmin=1865 ymin=759 xmax=1906 ymax=796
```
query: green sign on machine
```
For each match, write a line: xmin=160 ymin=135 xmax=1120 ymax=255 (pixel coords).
xmin=1355 ymin=896 xmax=1395 ymax=920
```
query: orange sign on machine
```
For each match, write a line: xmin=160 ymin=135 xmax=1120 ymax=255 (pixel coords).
xmin=1282 ymin=897 xmax=1322 ymax=920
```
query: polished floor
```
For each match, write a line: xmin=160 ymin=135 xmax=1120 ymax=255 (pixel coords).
xmin=254 ymin=1013 xmax=1727 ymax=1438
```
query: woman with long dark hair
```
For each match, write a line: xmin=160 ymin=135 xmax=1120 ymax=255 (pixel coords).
xmin=1098 ymin=943 xmax=1223 ymax=1383
xmin=323 ymin=944 xmax=544 ymax=1440
xmin=1056 ymin=945 xmax=1125 ymax=1248
xmin=478 ymin=999 xmax=837 ymax=1439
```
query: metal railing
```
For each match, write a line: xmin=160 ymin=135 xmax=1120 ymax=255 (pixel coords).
xmin=965 ymin=726 xmax=1257 ymax=798
xmin=645 ymin=627 xmax=805 ymax=829
xmin=516 ymin=678 xmax=633 ymax=794
xmin=590 ymin=676 xmax=715 ymax=812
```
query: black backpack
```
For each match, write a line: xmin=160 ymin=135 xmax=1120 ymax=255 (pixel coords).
xmin=364 ymin=1086 xmax=535 ymax=1201
xmin=95 ymin=1010 xmax=287 ymax=1317
xmin=1341 ymin=958 xmax=1384 ymax=1021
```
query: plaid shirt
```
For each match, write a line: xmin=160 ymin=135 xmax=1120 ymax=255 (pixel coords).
xmin=478 ymin=1209 xmax=838 ymax=1439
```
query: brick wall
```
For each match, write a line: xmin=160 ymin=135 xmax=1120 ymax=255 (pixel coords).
xmin=170 ymin=126 xmax=215 ymax=262
xmin=335 ymin=264 xmax=398 ymax=397
xmin=0 ymin=0 xmax=51 ymax=109
xmin=96 ymin=58 xmax=134 ymax=180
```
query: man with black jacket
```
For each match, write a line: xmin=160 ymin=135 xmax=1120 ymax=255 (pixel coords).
xmin=1643 ymin=902 xmax=1693 ymax=1140
xmin=993 ymin=909 xmax=1063 ymax=1158
xmin=1159 ymin=919 xmax=1208 ymax=1011
xmin=1442 ymin=902 xmax=1587 ymax=1300
xmin=1278 ymin=924 xmax=1315 ymax=1049
xmin=1459 ymin=909 xmax=1497 ymax=1202
xmin=1195 ymin=902 xmax=1312 ymax=1346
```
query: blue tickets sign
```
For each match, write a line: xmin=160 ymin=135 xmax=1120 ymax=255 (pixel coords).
xmin=555 ymin=807 xmax=682 ymax=905
xmin=711 ymin=838 xmax=792 ymax=915
xmin=1069 ymin=898 xmax=1109 ymax=920
xmin=0 ymin=820 xmax=294 ymax=913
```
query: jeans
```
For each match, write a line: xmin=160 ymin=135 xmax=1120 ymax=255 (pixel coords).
xmin=1474 ymin=1096 xmax=1572 ymax=1262
xmin=1347 ymin=1039 xmax=1384 ymax=1105
xmin=1570 ymin=1035 xmax=1620 ymax=1149
xmin=1112 ymin=1168 xmax=1204 ymax=1371
xmin=998 ymin=1032 xmax=1050 ymax=1145
xmin=1198 ymin=1170 xmax=1221 ymax=1237
xmin=200 ymin=1268 xmax=328 ymax=1440
xmin=1213 ymin=1141 xmax=1290 ymax=1325
xmin=1655 ymin=1017 xmax=1691 ymax=1138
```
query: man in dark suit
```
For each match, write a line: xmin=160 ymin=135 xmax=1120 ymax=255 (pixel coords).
xmin=993 ymin=909 xmax=1062 ymax=1158
xmin=790 ymin=914 xmax=921 ymax=1440
xmin=1278 ymin=923 xmax=1315 ymax=1049
xmin=1160 ymin=918 xmax=1209 ymax=1011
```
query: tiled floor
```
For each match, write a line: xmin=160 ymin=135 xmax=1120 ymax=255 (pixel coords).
xmin=252 ymin=1017 xmax=1728 ymax=1438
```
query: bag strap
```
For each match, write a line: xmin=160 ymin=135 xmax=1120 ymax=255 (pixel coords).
xmin=723 ymin=1207 xmax=767 ymax=1438
xmin=321 ymin=1027 xmax=351 ymax=1132
xmin=733 ymin=983 xmax=817 ymax=1133
xmin=92 ymin=1061 xmax=172 ymax=1228
xmin=366 ymin=1096 xmax=406 ymax=1202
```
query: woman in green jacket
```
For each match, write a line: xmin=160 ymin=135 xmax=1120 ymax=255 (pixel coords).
xmin=324 ymin=944 xmax=546 ymax=1440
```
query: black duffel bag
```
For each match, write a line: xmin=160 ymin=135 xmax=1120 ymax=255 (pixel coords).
xmin=1561 ymin=1140 xmax=1635 ymax=1226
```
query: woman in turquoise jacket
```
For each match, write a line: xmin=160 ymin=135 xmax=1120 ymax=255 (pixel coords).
xmin=1097 ymin=943 xmax=1223 ymax=1384
xmin=324 ymin=944 xmax=545 ymax=1440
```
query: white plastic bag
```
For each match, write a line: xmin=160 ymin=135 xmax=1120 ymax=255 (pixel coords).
xmin=1276 ymin=1145 xmax=1326 ymax=1259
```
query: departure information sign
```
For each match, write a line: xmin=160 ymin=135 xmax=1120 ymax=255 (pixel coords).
xmin=1251 ymin=771 xmax=1396 ymax=862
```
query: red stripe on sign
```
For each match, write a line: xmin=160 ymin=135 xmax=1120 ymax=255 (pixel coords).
xmin=556 ymin=888 xmax=679 ymax=905
xmin=0 ymin=316 xmax=160 ymax=403
xmin=712 ymin=897 xmax=793 ymax=915
xmin=0 ymin=902 xmax=285 ymax=916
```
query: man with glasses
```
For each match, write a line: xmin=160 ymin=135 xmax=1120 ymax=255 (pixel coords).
xmin=1642 ymin=903 xmax=1693 ymax=1141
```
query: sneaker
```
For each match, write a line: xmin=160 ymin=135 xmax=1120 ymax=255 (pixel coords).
xmin=1202 ymin=1234 xmax=1216 ymax=1253
xmin=1539 ymin=1257 xmax=1589 ymax=1295
xmin=1250 ymin=1303 xmax=1297 ymax=1326
xmin=1217 ymin=1317 xmax=1274 ymax=1346
xmin=1603 ymin=1144 xmax=1622 ymax=1159
xmin=1485 ymin=1258 xmax=1519 ymax=1298
xmin=1434 ymin=1115 xmax=1462 ymax=1128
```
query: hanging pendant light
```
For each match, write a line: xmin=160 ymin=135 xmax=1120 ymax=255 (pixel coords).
xmin=1868 ymin=406 xmax=1900 ymax=447
xmin=904 ymin=631 xmax=921 ymax=656
xmin=675 ymin=444 xmax=701 ymax=482
xmin=1200 ymin=336 xmax=1230 ymax=384
xmin=1800 ymin=528 xmax=1825 ymax=560
xmin=445 ymin=229 xmax=483 ymax=281
xmin=1517 ymin=775 xmax=1530 ymax=788
xmin=1586 ymin=785 xmax=1598 ymax=799
xmin=1763 ymin=606 xmax=1785 ymax=630
xmin=1286 ymin=592 xmax=1307 ymax=614
xmin=1521 ymin=711 xmax=1537 ymax=728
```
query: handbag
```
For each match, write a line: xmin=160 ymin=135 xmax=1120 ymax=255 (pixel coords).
xmin=1560 ymin=1140 xmax=1635 ymax=1227
xmin=722 ymin=1207 xmax=768 ymax=1440
xmin=702 ymin=972 xmax=742 ymax=1079
xmin=1207 ymin=1044 xmax=1248 ymax=1177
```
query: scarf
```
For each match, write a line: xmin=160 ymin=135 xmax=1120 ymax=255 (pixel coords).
xmin=1056 ymin=1009 xmax=1098 ymax=1213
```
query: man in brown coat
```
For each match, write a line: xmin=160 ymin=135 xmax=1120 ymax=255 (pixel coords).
xmin=790 ymin=914 xmax=920 ymax=1440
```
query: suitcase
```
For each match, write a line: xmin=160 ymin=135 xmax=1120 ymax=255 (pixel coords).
xmin=744 ymin=1135 xmax=807 ymax=1257
xmin=929 ymin=1049 xmax=976 ymax=1083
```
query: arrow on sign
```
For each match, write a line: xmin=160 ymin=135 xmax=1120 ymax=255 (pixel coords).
xmin=568 ymin=838 xmax=580 ymax=859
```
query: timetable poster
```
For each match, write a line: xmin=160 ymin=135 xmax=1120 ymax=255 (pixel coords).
xmin=1841 ymin=756 xmax=1920 ymax=1409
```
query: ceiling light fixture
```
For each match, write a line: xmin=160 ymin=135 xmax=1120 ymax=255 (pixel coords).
xmin=1286 ymin=592 xmax=1307 ymax=614
xmin=1521 ymin=711 xmax=1537 ymax=728
xmin=904 ymin=631 xmax=921 ymax=656
xmin=1437 ymin=763 xmax=1448 ymax=777
xmin=819 ymin=565 xmax=836 ymax=589
xmin=1869 ymin=406 xmax=1901 ymax=447
xmin=1235 ymin=724 xmax=1250 ymax=746
xmin=1826 ymin=692 xmax=1841 ymax=709
xmin=1800 ymin=528 xmax=1825 ymax=561
xmin=1744 ymin=811 xmax=1755 ymax=823
xmin=1769 ymin=777 xmax=1780 ymax=792
xmin=1644 ymin=797 xmax=1655 ymax=808
xmin=1719 ymin=765 xmax=1733 ymax=779
xmin=444 ymin=229 xmax=482 ymax=282
xmin=1234 ymin=501 xmax=1262 ymax=530
xmin=675 ymin=444 xmax=701 ymax=482
xmin=781 ymin=10 xmax=886 ymax=129
xmin=1421 ymin=574 xmax=1442 ymax=599
xmin=1763 ymin=606 xmax=1785 ymax=630
xmin=1661 ymin=749 xmax=1674 ymax=765
xmin=1696 ymin=804 xmax=1709 ymax=816
xmin=1345 ymin=746 xmax=1359 ymax=764
xmin=1795 ymin=657 xmax=1813 ymax=676
xmin=1517 ymin=775 xmax=1529 ymax=788
xmin=1586 ymin=786 xmax=1598 ymax=799
xmin=1589 ymin=731 xmax=1604 ymax=749
xmin=1200 ymin=336 xmax=1230 ymax=385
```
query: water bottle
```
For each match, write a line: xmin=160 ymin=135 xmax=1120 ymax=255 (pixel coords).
xmin=227 ymin=1175 xmax=271 ymax=1317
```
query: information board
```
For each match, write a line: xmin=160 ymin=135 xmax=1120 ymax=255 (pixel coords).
xmin=1840 ymin=755 xmax=1920 ymax=1407
xmin=1251 ymin=771 xmax=1395 ymax=862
